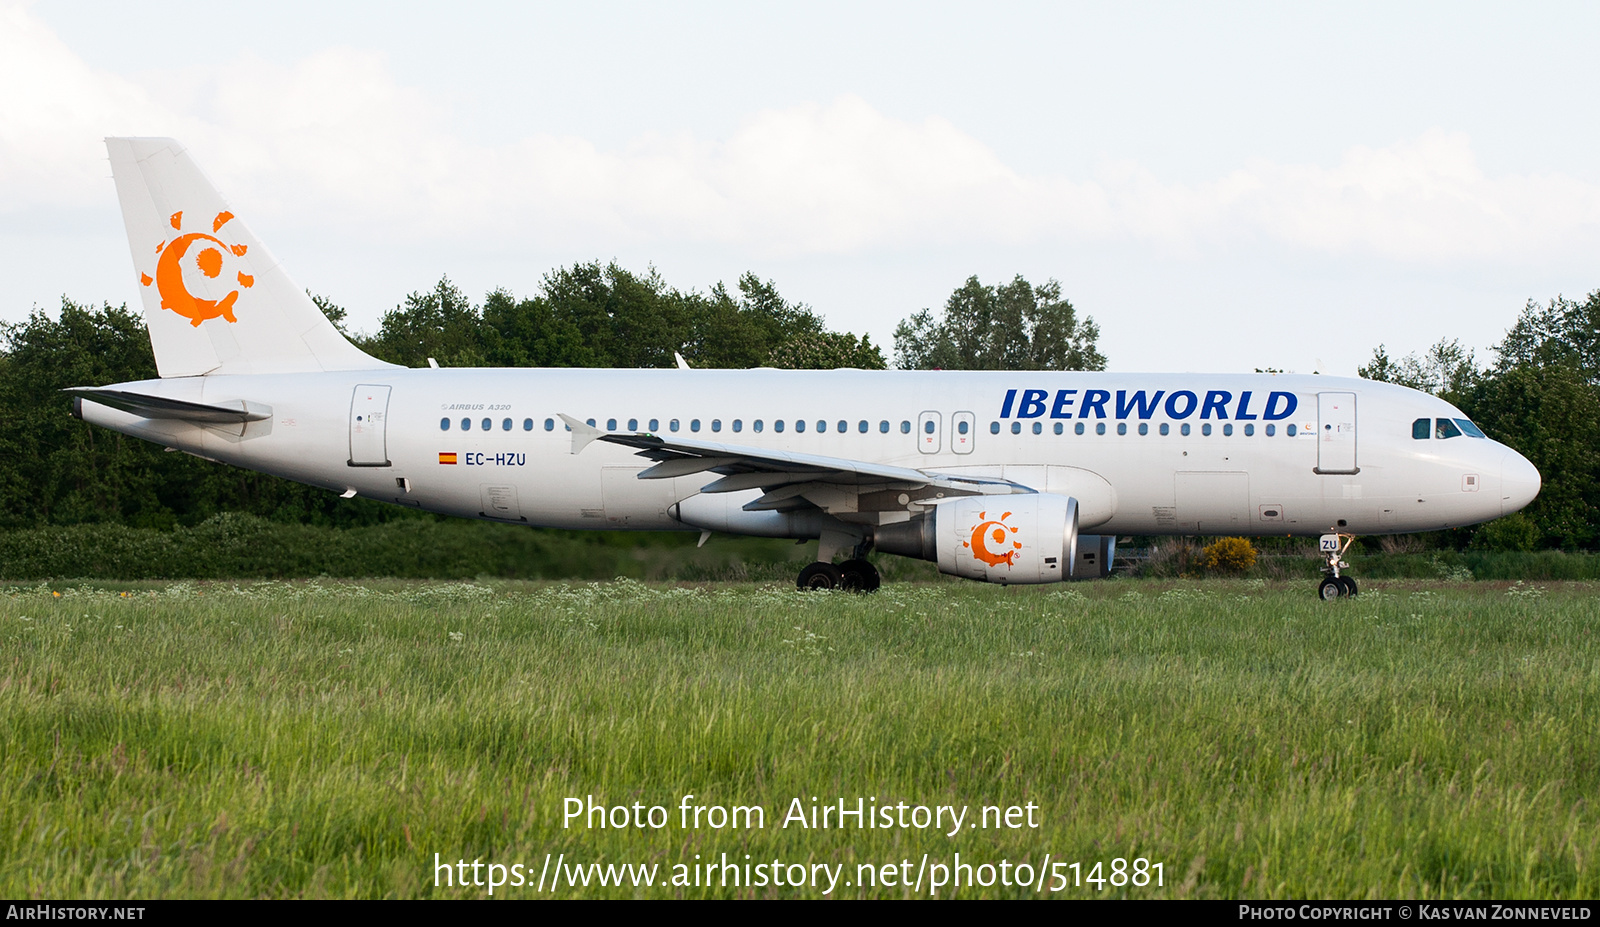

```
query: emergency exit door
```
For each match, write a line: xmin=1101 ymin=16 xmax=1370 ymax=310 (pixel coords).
xmin=952 ymin=411 xmax=975 ymax=454
xmin=917 ymin=411 xmax=942 ymax=454
xmin=349 ymin=385 xmax=391 ymax=467
xmin=1315 ymin=391 xmax=1358 ymax=474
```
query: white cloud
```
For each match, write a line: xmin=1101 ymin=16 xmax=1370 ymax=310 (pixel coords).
xmin=4 ymin=0 xmax=1599 ymax=265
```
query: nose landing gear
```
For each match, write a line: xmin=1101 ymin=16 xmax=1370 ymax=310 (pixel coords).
xmin=1317 ymin=532 xmax=1358 ymax=599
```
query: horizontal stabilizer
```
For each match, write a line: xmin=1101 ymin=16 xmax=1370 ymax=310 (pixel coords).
xmin=67 ymin=387 xmax=271 ymax=424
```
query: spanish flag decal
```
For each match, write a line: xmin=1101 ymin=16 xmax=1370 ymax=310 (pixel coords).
xmin=439 ymin=452 xmax=458 ymax=465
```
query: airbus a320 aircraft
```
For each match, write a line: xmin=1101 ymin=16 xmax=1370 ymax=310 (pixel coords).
xmin=72 ymin=139 xmax=1542 ymax=599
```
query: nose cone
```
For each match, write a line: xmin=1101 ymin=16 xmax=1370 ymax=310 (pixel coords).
xmin=1500 ymin=448 xmax=1541 ymax=515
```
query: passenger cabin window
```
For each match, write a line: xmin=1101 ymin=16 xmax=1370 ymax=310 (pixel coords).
xmin=1201 ymin=423 xmax=1211 ymax=436
xmin=1032 ymin=422 xmax=1042 ymax=435
xmin=1436 ymin=418 xmax=1462 ymax=439
xmin=1096 ymin=423 xmax=1106 ymax=435
xmin=440 ymin=417 xmax=450 ymax=431
xmin=691 ymin=419 xmax=701 ymax=432
xmin=1286 ymin=424 xmax=1296 ymax=437
xmin=818 ymin=420 xmax=828 ymax=433
xmin=544 ymin=418 xmax=554 ymax=431
xmin=1413 ymin=418 xmax=1431 ymax=439
xmin=753 ymin=420 xmax=763 ymax=433
xmin=627 ymin=418 xmax=638 ymax=431
xmin=606 ymin=418 xmax=617 ymax=431
xmin=1075 ymin=423 xmax=1085 ymax=435
xmin=503 ymin=418 xmax=512 ymax=431
xmin=1243 ymin=424 xmax=1253 ymax=436
xmin=1160 ymin=423 xmax=1170 ymax=436
xmin=837 ymin=420 xmax=847 ymax=433
xmin=460 ymin=418 xmax=471 ymax=431
xmin=774 ymin=420 xmax=785 ymax=433
xmin=523 ymin=418 xmax=533 ymax=431
xmin=1011 ymin=422 xmax=1022 ymax=435
xmin=990 ymin=422 xmax=1000 ymax=434
xmin=1054 ymin=423 xmax=1064 ymax=435
xmin=1118 ymin=423 xmax=1127 ymax=436
xmin=900 ymin=421 xmax=911 ymax=434
xmin=859 ymin=420 xmax=869 ymax=433
xmin=958 ymin=421 xmax=969 ymax=435
xmin=670 ymin=419 xmax=680 ymax=432
xmin=731 ymin=420 xmax=741 ymax=433
xmin=711 ymin=419 xmax=721 ymax=433
xmin=482 ymin=418 xmax=492 ymax=431
xmin=649 ymin=419 xmax=659 ymax=432
xmin=879 ymin=421 xmax=890 ymax=433
xmin=796 ymin=420 xmax=806 ymax=433
xmin=1138 ymin=423 xmax=1148 ymax=436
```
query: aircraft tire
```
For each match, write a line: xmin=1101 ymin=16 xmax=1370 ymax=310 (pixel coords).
xmin=1339 ymin=576 xmax=1358 ymax=597
xmin=1318 ymin=577 xmax=1345 ymax=601
xmin=838 ymin=559 xmax=881 ymax=593
xmin=797 ymin=562 xmax=844 ymax=591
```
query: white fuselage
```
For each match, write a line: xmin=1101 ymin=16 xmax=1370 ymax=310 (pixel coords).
xmin=78 ymin=369 xmax=1539 ymax=540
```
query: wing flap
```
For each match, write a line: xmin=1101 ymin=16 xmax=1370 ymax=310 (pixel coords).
xmin=592 ymin=429 xmax=1032 ymax=520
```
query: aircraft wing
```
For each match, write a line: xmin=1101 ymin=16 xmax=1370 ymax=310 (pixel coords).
xmin=559 ymin=414 xmax=1027 ymax=523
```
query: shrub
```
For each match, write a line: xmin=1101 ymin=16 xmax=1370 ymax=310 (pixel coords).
xmin=1471 ymin=512 xmax=1540 ymax=552
xmin=1200 ymin=537 xmax=1257 ymax=574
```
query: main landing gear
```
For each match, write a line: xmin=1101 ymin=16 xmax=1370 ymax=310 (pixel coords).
xmin=796 ymin=530 xmax=881 ymax=593
xmin=1317 ymin=532 xmax=1359 ymax=600
xmin=796 ymin=559 xmax=881 ymax=592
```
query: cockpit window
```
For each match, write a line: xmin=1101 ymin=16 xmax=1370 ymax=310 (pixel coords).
xmin=1412 ymin=418 xmax=1430 ymax=440
xmin=1455 ymin=418 xmax=1487 ymax=439
xmin=1436 ymin=418 xmax=1463 ymax=439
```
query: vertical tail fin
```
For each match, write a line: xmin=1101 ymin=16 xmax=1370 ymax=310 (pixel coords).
xmin=106 ymin=137 xmax=395 ymax=377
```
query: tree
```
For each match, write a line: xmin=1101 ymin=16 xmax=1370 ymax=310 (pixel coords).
xmin=1357 ymin=338 xmax=1480 ymax=404
xmin=360 ymin=277 xmax=487 ymax=368
xmin=893 ymin=275 xmax=1105 ymax=371
xmin=767 ymin=331 xmax=885 ymax=370
xmin=364 ymin=266 xmax=884 ymax=371
xmin=1495 ymin=291 xmax=1600 ymax=383
xmin=1471 ymin=360 xmax=1600 ymax=549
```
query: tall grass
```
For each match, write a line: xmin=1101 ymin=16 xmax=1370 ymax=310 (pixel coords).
xmin=1 ymin=578 xmax=1595 ymax=897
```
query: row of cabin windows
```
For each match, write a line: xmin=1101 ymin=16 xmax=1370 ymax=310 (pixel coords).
xmin=990 ymin=420 xmax=1293 ymax=437
xmin=440 ymin=417 xmax=921 ymax=434
xmin=1413 ymin=417 xmax=1488 ymax=440
xmin=439 ymin=416 xmax=1300 ymax=438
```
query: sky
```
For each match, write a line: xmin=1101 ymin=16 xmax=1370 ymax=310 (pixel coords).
xmin=3 ymin=0 xmax=1599 ymax=374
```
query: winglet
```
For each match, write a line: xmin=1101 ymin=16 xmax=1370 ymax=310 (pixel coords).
xmin=674 ymin=352 xmax=691 ymax=370
xmin=558 ymin=413 xmax=602 ymax=454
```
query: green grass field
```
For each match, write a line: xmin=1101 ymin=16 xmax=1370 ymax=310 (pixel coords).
xmin=2 ymin=577 xmax=1596 ymax=898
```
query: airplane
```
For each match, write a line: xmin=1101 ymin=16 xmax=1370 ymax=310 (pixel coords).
xmin=70 ymin=138 xmax=1542 ymax=600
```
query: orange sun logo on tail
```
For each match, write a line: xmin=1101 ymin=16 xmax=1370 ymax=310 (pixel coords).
xmin=141 ymin=210 xmax=253 ymax=326
xmin=963 ymin=510 xmax=1022 ymax=567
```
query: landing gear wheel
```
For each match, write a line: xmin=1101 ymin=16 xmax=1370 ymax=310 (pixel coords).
xmin=797 ymin=562 xmax=843 ymax=591
xmin=1318 ymin=577 xmax=1345 ymax=601
xmin=1339 ymin=576 xmax=1358 ymax=597
xmin=838 ymin=559 xmax=881 ymax=593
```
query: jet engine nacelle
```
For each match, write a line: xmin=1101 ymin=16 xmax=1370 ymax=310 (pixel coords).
xmin=925 ymin=493 xmax=1080 ymax=584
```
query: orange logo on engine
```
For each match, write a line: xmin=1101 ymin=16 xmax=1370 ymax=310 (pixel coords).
xmin=140 ymin=210 xmax=253 ymax=326
xmin=963 ymin=510 xmax=1022 ymax=567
